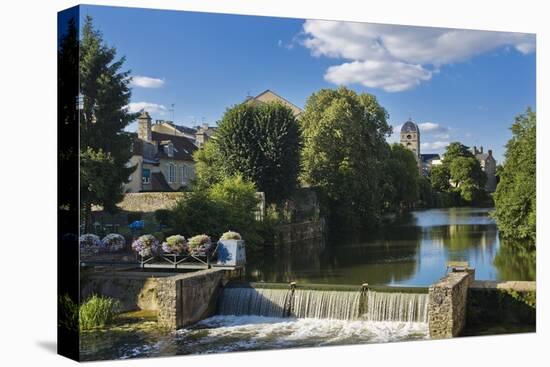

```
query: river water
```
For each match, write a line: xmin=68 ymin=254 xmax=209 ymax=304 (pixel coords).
xmin=80 ymin=207 xmax=535 ymax=360
xmin=246 ymin=207 xmax=535 ymax=286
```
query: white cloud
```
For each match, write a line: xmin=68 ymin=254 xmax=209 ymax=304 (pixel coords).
xmin=325 ymin=60 xmax=431 ymax=92
xmin=301 ymin=20 xmax=535 ymax=92
xmin=126 ymin=102 xmax=167 ymax=114
xmin=130 ymin=75 xmax=165 ymax=88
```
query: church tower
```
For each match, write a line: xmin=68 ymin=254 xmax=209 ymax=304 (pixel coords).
xmin=400 ymin=119 xmax=421 ymax=168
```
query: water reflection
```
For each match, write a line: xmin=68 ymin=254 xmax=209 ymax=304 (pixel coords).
xmin=247 ymin=207 xmax=535 ymax=286
xmin=494 ymin=239 xmax=536 ymax=281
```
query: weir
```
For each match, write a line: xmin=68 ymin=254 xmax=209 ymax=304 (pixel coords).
xmin=217 ymin=283 xmax=429 ymax=323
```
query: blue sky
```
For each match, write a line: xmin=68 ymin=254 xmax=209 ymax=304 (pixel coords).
xmin=79 ymin=5 xmax=536 ymax=163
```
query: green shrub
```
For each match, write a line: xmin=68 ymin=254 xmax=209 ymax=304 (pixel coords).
xmin=58 ymin=294 xmax=79 ymax=331
xmin=79 ymin=295 xmax=120 ymax=330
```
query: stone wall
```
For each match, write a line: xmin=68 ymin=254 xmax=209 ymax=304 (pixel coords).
xmin=81 ymin=268 xmax=225 ymax=330
xmin=428 ymin=270 xmax=474 ymax=338
xmin=157 ymin=269 xmax=225 ymax=329
xmin=276 ymin=219 xmax=326 ymax=244
xmin=466 ymin=280 xmax=536 ymax=329
xmin=80 ymin=270 xmax=162 ymax=312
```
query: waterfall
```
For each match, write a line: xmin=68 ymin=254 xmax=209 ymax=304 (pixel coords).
xmin=364 ymin=290 xmax=428 ymax=323
xmin=218 ymin=286 xmax=428 ymax=323
xmin=291 ymin=290 xmax=361 ymax=320
xmin=218 ymin=287 xmax=291 ymax=317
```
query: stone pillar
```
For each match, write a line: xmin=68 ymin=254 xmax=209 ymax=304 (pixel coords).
xmin=157 ymin=269 xmax=224 ymax=330
xmin=428 ymin=270 xmax=475 ymax=338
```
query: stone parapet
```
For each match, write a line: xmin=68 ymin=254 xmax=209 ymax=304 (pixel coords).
xmin=428 ymin=270 xmax=474 ymax=338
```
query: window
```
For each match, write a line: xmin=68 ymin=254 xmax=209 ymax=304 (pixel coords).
xmin=164 ymin=143 xmax=174 ymax=157
xmin=406 ymin=134 xmax=412 ymax=139
xmin=168 ymin=164 xmax=176 ymax=183
xmin=142 ymin=168 xmax=151 ymax=184
xmin=181 ymin=165 xmax=187 ymax=183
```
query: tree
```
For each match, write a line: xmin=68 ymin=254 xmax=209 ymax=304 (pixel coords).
xmin=382 ymin=144 xmax=420 ymax=210
xmin=430 ymin=164 xmax=451 ymax=192
xmin=443 ymin=142 xmax=474 ymax=162
xmin=193 ymin=139 xmax=227 ymax=188
xmin=300 ymin=87 xmax=391 ymax=227
xmin=170 ymin=176 xmax=262 ymax=249
xmin=493 ymin=108 xmax=536 ymax=243
xmin=79 ymin=16 xmax=137 ymax=230
xmin=196 ymin=102 xmax=301 ymax=203
xmin=449 ymin=156 xmax=487 ymax=202
xmin=431 ymin=141 xmax=486 ymax=204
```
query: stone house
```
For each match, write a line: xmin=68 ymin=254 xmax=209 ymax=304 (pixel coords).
xmin=125 ymin=111 xmax=198 ymax=193
xmin=244 ymin=89 xmax=304 ymax=118
xmin=472 ymin=146 xmax=497 ymax=193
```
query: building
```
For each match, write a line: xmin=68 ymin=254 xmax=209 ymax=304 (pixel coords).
xmin=151 ymin=120 xmax=198 ymax=141
xmin=420 ymin=153 xmax=441 ymax=176
xmin=244 ymin=89 xmax=304 ymax=118
xmin=194 ymin=123 xmax=217 ymax=147
xmin=472 ymin=146 xmax=497 ymax=192
xmin=125 ymin=111 xmax=198 ymax=193
xmin=400 ymin=119 xmax=422 ymax=172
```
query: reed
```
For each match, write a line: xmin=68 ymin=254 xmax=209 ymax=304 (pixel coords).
xmin=79 ymin=295 xmax=120 ymax=330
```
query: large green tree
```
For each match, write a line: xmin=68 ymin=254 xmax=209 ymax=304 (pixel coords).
xmin=430 ymin=141 xmax=486 ymax=204
xmin=300 ymin=87 xmax=391 ymax=227
xmin=449 ymin=156 xmax=487 ymax=202
xmin=79 ymin=16 xmax=137 ymax=230
xmin=382 ymin=144 xmax=420 ymax=211
xmin=195 ymin=102 xmax=301 ymax=203
xmin=493 ymin=108 xmax=536 ymax=243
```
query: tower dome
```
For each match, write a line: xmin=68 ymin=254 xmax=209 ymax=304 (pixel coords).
xmin=401 ymin=120 xmax=419 ymax=133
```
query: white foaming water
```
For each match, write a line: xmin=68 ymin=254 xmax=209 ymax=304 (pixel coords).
xmin=173 ymin=315 xmax=429 ymax=354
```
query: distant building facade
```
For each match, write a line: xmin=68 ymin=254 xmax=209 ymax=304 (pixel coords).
xmin=125 ymin=111 xmax=198 ymax=193
xmin=400 ymin=119 xmax=422 ymax=173
xmin=244 ymin=89 xmax=304 ymax=118
xmin=472 ymin=146 xmax=497 ymax=192
xmin=420 ymin=153 xmax=441 ymax=176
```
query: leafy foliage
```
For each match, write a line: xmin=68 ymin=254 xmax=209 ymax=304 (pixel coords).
xmin=449 ymin=156 xmax=486 ymax=202
xmin=170 ymin=176 xmax=264 ymax=250
xmin=300 ymin=87 xmax=391 ymax=227
xmin=79 ymin=295 xmax=120 ymax=330
xmin=79 ymin=16 xmax=137 ymax=229
xmin=382 ymin=144 xmax=420 ymax=211
xmin=58 ymin=294 xmax=79 ymax=331
xmin=493 ymin=108 xmax=536 ymax=243
xmin=196 ymin=102 xmax=301 ymax=203
xmin=429 ymin=141 xmax=486 ymax=204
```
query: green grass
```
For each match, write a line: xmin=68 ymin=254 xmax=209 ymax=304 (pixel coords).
xmin=79 ymin=295 xmax=121 ymax=330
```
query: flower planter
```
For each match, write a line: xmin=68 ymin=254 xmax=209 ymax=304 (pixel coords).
xmin=215 ymin=239 xmax=246 ymax=266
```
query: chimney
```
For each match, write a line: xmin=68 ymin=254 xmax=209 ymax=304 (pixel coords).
xmin=138 ymin=111 xmax=152 ymax=142
xmin=488 ymin=149 xmax=493 ymax=157
xmin=480 ymin=146 xmax=484 ymax=154
xmin=472 ymin=146 xmax=477 ymax=155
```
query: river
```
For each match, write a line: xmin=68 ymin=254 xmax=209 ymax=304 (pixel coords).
xmin=246 ymin=207 xmax=535 ymax=285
